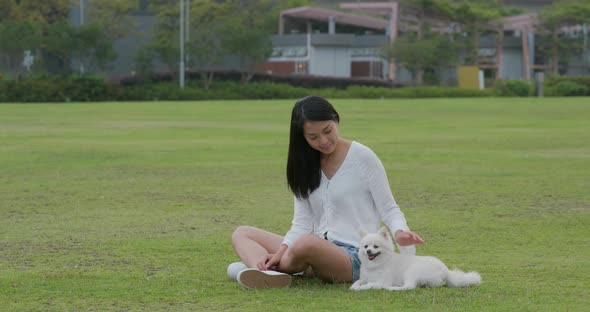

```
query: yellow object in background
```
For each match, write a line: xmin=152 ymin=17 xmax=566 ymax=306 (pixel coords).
xmin=458 ymin=66 xmax=480 ymax=89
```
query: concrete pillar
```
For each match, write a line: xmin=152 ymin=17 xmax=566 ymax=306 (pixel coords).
xmin=329 ymin=16 xmax=335 ymax=34
xmin=521 ymin=27 xmax=530 ymax=80
xmin=535 ymin=72 xmax=544 ymax=97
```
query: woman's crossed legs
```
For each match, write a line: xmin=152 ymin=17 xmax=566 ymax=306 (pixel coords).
xmin=231 ymin=226 xmax=353 ymax=283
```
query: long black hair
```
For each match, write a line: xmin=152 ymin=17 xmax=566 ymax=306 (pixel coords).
xmin=287 ymin=96 xmax=340 ymax=199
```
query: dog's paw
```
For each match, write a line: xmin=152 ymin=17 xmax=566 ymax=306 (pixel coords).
xmin=358 ymin=282 xmax=382 ymax=290
xmin=350 ymin=281 xmax=362 ymax=291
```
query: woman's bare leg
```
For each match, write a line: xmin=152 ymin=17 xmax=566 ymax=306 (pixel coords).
xmin=232 ymin=228 xmax=353 ymax=283
xmin=279 ymin=234 xmax=353 ymax=283
xmin=231 ymin=226 xmax=283 ymax=268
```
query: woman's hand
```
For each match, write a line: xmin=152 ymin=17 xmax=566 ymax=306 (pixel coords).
xmin=256 ymin=253 xmax=282 ymax=271
xmin=256 ymin=244 xmax=288 ymax=271
xmin=394 ymin=230 xmax=425 ymax=246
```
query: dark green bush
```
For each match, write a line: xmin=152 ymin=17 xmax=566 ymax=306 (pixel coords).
xmin=494 ymin=80 xmax=532 ymax=97
xmin=0 ymin=79 xmax=65 ymax=102
xmin=4 ymin=72 xmax=590 ymax=103
xmin=546 ymin=80 xmax=589 ymax=96
xmin=124 ymin=70 xmax=402 ymax=89
xmin=1 ymin=75 xmax=552 ymax=103
xmin=0 ymin=76 xmax=120 ymax=102
xmin=0 ymin=78 xmax=495 ymax=102
xmin=344 ymin=86 xmax=491 ymax=98
xmin=64 ymin=76 xmax=113 ymax=101
xmin=545 ymin=76 xmax=590 ymax=96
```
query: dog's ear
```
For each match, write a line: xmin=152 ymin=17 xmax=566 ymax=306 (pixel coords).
xmin=378 ymin=226 xmax=389 ymax=240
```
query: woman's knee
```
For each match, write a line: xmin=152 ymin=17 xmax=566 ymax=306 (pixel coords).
xmin=231 ymin=225 xmax=255 ymax=243
xmin=289 ymin=233 xmax=323 ymax=259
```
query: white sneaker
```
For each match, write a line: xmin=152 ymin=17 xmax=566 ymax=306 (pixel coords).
xmin=237 ymin=268 xmax=292 ymax=290
xmin=227 ymin=262 xmax=249 ymax=281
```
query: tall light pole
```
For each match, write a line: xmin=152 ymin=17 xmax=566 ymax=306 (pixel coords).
xmin=79 ymin=0 xmax=85 ymax=74
xmin=186 ymin=1 xmax=190 ymax=42
xmin=185 ymin=0 xmax=190 ymax=66
xmin=80 ymin=0 xmax=85 ymax=25
xmin=179 ymin=0 xmax=185 ymax=89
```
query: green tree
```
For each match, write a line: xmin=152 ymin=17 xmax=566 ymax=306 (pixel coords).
xmin=148 ymin=0 xmax=275 ymax=85
xmin=0 ymin=0 xmax=71 ymax=24
xmin=0 ymin=20 xmax=41 ymax=79
xmin=224 ymin=0 xmax=274 ymax=84
xmin=71 ymin=24 xmax=117 ymax=73
xmin=538 ymin=0 xmax=590 ymax=75
xmin=87 ymin=0 xmax=137 ymax=41
xmin=41 ymin=21 xmax=116 ymax=75
xmin=385 ymin=33 xmax=460 ymax=85
xmin=187 ymin=0 xmax=233 ymax=89
xmin=388 ymin=0 xmax=455 ymax=84
xmin=0 ymin=0 xmax=15 ymax=21
xmin=0 ymin=0 xmax=72 ymax=77
xmin=399 ymin=0 xmax=454 ymax=38
xmin=0 ymin=0 xmax=117 ymax=76
xmin=148 ymin=0 xmax=181 ymax=77
xmin=42 ymin=21 xmax=75 ymax=74
xmin=450 ymin=0 xmax=502 ymax=66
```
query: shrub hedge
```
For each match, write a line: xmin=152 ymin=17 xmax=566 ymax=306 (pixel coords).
xmin=494 ymin=80 xmax=533 ymax=97
xmin=545 ymin=75 xmax=590 ymax=96
xmin=546 ymin=80 xmax=589 ymax=96
xmin=0 ymin=74 xmax=587 ymax=103
xmin=119 ymin=70 xmax=406 ymax=89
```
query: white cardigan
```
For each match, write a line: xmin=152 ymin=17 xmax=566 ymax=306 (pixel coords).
xmin=282 ymin=141 xmax=416 ymax=254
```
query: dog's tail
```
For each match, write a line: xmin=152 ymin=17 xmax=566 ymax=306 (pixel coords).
xmin=446 ymin=269 xmax=481 ymax=287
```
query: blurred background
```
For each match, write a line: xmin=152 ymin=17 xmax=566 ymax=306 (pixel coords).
xmin=0 ymin=0 xmax=589 ymax=97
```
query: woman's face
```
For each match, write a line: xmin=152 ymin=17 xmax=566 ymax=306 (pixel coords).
xmin=302 ymin=120 xmax=339 ymax=155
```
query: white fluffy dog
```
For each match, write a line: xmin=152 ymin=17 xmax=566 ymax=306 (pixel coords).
xmin=350 ymin=227 xmax=481 ymax=291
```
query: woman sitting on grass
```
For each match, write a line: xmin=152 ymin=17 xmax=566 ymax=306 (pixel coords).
xmin=228 ymin=95 xmax=424 ymax=289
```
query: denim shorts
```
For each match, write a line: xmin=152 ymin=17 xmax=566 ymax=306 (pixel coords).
xmin=332 ymin=240 xmax=361 ymax=282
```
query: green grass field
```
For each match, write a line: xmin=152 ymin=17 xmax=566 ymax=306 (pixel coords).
xmin=1 ymin=98 xmax=588 ymax=311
